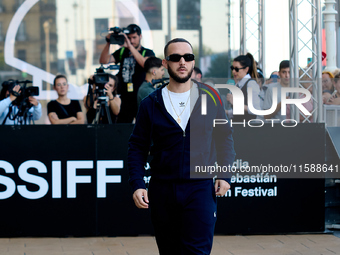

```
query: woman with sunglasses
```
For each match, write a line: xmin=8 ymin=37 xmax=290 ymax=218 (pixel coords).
xmin=226 ymin=52 xmax=261 ymax=122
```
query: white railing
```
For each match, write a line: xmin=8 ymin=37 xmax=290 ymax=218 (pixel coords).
xmin=324 ymin=105 xmax=340 ymax=126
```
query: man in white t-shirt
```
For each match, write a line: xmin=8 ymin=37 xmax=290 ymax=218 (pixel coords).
xmin=263 ymin=60 xmax=290 ymax=121
xmin=128 ymin=38 xmax=235 ymax=254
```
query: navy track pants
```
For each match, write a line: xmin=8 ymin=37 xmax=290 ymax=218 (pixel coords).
xmin=148 ymin=179 xmax=217 ymax=255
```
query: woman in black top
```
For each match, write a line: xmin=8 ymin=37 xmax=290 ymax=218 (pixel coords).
xmin=47 ymin=74 xmax=84 ymax=124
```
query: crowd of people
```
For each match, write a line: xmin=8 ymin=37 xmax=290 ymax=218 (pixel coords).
xmin=1 ymin=22 xmax=339 ymax=254
xmin=225 ymin=53 xmax=340 ymax=123
xmin=0 ymin=24 xmax=157 ymax=125
xmin=1 ymin=23 xmax=339 ymax=125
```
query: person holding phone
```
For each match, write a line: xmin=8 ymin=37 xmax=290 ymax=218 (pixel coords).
xmin=322 ymin=71 xmax=336 ymax=104
xmin=325 ymin=72 xmax=340 ymax=105
xmin=266 ymin=71 xmax=280 ymax=85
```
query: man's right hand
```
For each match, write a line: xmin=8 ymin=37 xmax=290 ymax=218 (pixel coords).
xmin=99 ymin=34 xmax=115 ymax=64
xmin=105 ymin=34 xmax=111 ymax=44
xmin=132 ymin=188 xmax=149 ymax=209
xmin=226 ymin=93 xmax=233 ymax=105
xmin=9 ymin=85 xmax=21 ymax=101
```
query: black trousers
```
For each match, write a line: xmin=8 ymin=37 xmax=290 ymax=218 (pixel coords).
xmin=116 ymin=95 xmax=137 ymax=123
xmin=148 ymin=179 xmax=217 ymax=255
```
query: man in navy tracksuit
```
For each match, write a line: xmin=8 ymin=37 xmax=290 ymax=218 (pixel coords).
xmin=128 ymin=38 xmax=235 ymax=255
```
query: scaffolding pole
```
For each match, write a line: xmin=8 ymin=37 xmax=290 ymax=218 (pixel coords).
xmin=323 ymin=0 xmax=338 ymax=71
xmin=240 ymin=0 xmax=265 ymax=77
xmin=289 ymin=0 xmax=323 ymax=123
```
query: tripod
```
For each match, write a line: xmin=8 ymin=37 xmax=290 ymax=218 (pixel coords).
xmin=2 ymin=103 xmax=34 ymax=125
xmin=92 ymin=96 xmax=112 ymax=124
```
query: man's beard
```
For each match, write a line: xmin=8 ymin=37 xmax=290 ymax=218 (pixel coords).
xmin=133 ymin=39 xmax=141 ymax=49
xmin=168 ymin=65 xmax=194 ymax=83
xmin=134 ymin=43 xmax=140 ymax=49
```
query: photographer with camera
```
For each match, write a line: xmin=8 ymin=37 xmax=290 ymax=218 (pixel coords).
xmin=0 ymin=81 xmax=42 ymax=125
xmin=47 ymin=74 xmax=84 ymax=125
xmin=99 ymin=24 xmax=155 ymax=123
xmin=84 ymin=73 xmax=121 ymax=124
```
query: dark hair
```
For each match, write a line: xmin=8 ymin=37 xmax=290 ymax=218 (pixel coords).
xmin=0 ymin=81 xmax=9 ymax=100
xmin=257 ymin=68 xmax=264 ymax=79
xmin=193 ymin=66 xmax=202 ymax=76
xmin=53 ymin=74 xmax=67 ymax=87
xmin=164 ymin=38 xmax=193 ymax=58
xmin=108 ymin=73 xmax=119 ymax=96
xmin=279 ymin=60 xmax=290 ymax=71
xmin=234 ymin=53 xmax=258 ymax=81
xmin=144 ymin=57 xmax=163 ymax=73
xmin=127 ymin=24 xmax=141 ymax=36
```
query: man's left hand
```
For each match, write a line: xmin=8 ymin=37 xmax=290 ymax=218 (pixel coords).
xmin=122 ymin=33 xmax=132 ymax=49
xmin=215 ymin=179 xmax=230 ymax=196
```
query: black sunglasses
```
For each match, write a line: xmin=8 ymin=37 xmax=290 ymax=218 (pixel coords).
xmin=166 ymin=54 xmax=195 ymax=62
xmin=230 ymin=66 xmax=247 ymax=72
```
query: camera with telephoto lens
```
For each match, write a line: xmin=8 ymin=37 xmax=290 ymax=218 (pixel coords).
xmin=109 ymin=26 xmax=130 ymax=45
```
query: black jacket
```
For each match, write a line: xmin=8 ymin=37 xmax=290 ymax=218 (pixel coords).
xmin=128 ymin=81 xmax=236 ymax=192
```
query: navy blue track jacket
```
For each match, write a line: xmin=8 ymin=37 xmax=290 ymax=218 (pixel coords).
xmin=128 ymin=82 xmax=236 ymax=192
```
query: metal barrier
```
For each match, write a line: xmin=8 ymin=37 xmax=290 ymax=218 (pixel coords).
xmin=324 ymin=105 xmax=340 ymax=127
xmin=0 ymin=124 xmax=327 ymax=237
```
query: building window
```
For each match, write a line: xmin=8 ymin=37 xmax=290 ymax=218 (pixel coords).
xmin=0 ymin=0 xmax=5 ymax=13
xmin=17 ymin=21 xmax=27 ymax=41
xmin=139 ymin=0 xmax=162 ymax=30
xmin=0 ymin=22 xmax=3 ymax=42
xmin=18 ymin=49 xmax=26 ymax=61
xmin=13 ymin=0 xmax=25 ymax=11
xmin=177 ymin=0 xmax=200 ymax=30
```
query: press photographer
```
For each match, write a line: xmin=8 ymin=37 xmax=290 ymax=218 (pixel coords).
xmin=0 ymin=79 xmax=41 ymax=125
xmin=84 ymin=67 xmax=121 ymax=124
xmin=99 ymin=24 xmax=155 ymax=123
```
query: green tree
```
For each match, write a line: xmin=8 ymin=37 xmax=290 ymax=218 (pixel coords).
xmin=192 ymin=46 xmax=214 ymax=61
xmin=205 ymin=53 xmax=232 ymax=78
xmin=0 ymin=51 xmax=5 ymax=70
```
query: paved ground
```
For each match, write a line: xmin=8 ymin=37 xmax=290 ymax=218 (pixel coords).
xmin=0 ymin=234 xmax=339 ymax=255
